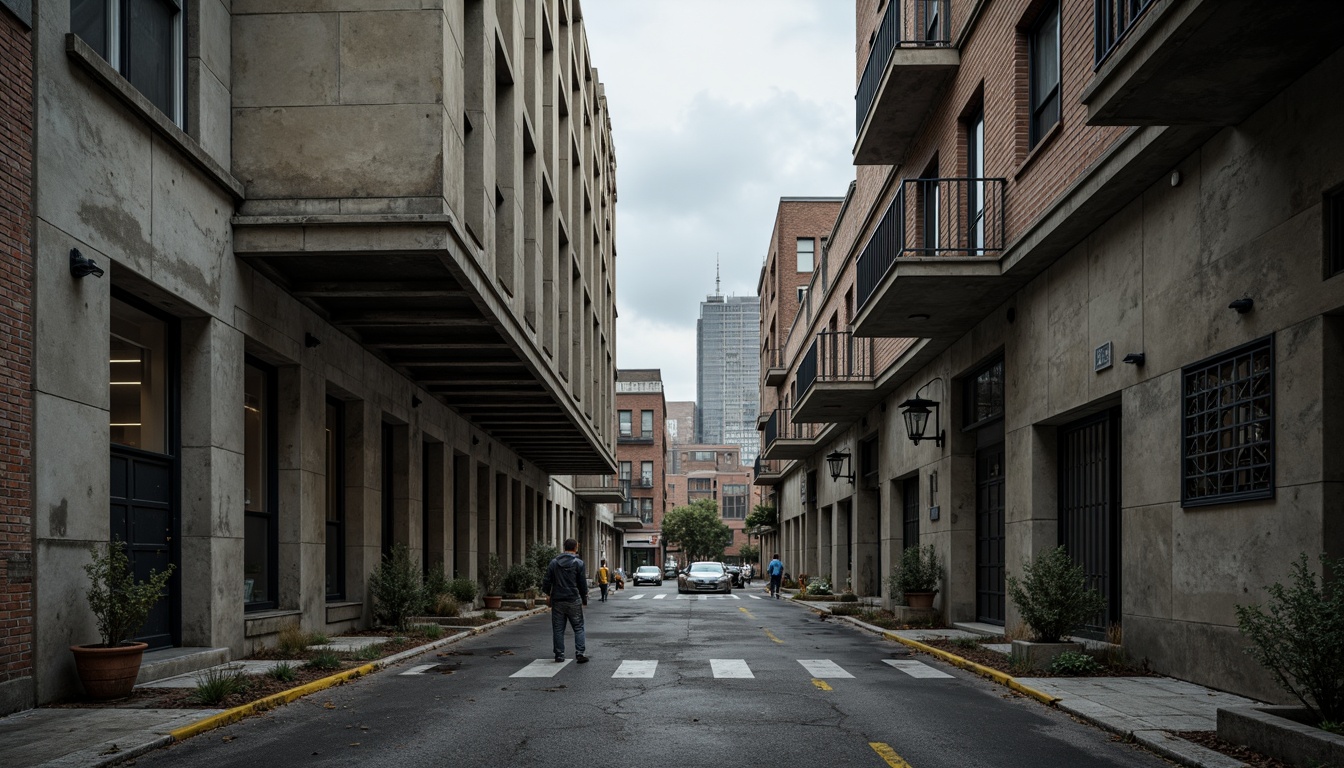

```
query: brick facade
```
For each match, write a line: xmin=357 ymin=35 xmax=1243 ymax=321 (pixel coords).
xmin=616 ymin=371 xmax=667 ymax=570
xmin=0 ymin=3 xmax=33 ymax=714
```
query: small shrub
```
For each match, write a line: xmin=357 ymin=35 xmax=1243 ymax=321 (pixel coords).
xmin=951 ymin=636 xmax=981 ymax=651
xmin=424 ymin=566 xmax=451 ymax=602
xmin=887 ymin=545 xmax=941 ymax=604
xmin=268 ymin=661 xmax=298 ymax=683
xmin=420 ymin=623 xmax=443 ymax=640
xmin=1050 ymin=651 xmax=1103 ymax=676
xmin=191 ymin=666 xmax=249 ymax=705
xmin=305 ymin=651 xmax=342 ymax=671
xmin=807 ymin=577 xmax=833 ymax=596
xmin=526 ymin=541 xmax=560 ymax=587
xmin=277 ymin=624 xmax=308 ymax=656
xmin=1237 ymin=553 xmax=1344 ymax=723
xmin=431 ymin=593 xmax=461 ymax=617
xmin=1006 ymin=546 xmax=1106 ymax=643
xmin=447 ymin=578 xmax=478 ymax=604
xmin=482 ymin=554 xmax=505 ymax=597
xmin=353 ymin=643 xmax=383 ymax=662
xmin=839 ymin=593 xmax=859 ymax=603
xmin=502 ymin=563 xmax=535 ymax=594
xmin=83 ymin=540 xmax=175 ymax=647
xmin=369 ymin=544 xmax=426 ymax=631
xmin=481 ymin=610 xmax=498 ymax=621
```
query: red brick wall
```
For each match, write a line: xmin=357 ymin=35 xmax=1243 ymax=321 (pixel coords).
xmin=0 ymin=5 xmax=34 ymax=691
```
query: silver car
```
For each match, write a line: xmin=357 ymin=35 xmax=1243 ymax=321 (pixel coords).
xmin=677 ymin=561 xmax=732 ymax=594
xmin=632 ymin=565 xmax=662 ymax=586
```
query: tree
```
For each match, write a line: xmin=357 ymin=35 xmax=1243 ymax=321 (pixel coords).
xmin=737 ymin=543 xmax=760 ymax=564
xmin=662 ymin=499 xmax=732 ymax=562
xmin=745 ymin=503 xmax=777 ymax=530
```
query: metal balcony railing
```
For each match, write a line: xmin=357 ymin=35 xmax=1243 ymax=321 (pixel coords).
xmin=1094 ymin=0 xmax=1157 ymax=68
xmin=856 ymin=0 xmax=952 ymax=133
xmin=754 ymin=456 xmax=780 ymax=476
xmin=798 ymin=330 xmax=874 ymax=399
xmin=762 ymin=406 xmax=818 ymax=451
xmin=762 ymin=346 xmax=784 ymax=370
xmin=856 ymin=176 xmax=1008 ymax=310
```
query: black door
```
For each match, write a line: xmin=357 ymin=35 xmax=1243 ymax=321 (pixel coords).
xmin=110 ymin=448 xmax=177 ymax=648
xmin=976 ymin=441 xmax=1006 ymax=625
xmin=1059 ymin=408 xmax=1122 ymax=637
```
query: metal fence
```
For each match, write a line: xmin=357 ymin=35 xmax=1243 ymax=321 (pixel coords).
xmin=798 ymin=331 xmax=874 ymax=399
xmin=1094 ymin=0 xmax=1156 ymax=67
xmin=856 ymin=0 xmax=953 ymax=133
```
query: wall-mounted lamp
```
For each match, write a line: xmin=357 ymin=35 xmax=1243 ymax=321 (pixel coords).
xmin=471 ymin=435 xmax=480 ymax=446
xmin=69 ymin=249 xmax=104 ymax=279
xmin=411 ymin=395 xmax=422 ymax=408
xmin=304 ymin=332 xmax=321 ymax=348
xmin=517 ymin=459 xmax=524 ymax=471
xmin=899 ymin=377 xmax=945 ymax=448
xmin=1122 ymin=353 xmax=1145 ymax=366
xmin=825 ymin=450 xmax=854 ymax=484
xmin=1229 ymin=296 xmax=1254 ymax=314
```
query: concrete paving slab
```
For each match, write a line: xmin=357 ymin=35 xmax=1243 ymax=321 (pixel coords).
xmin=983 ymin=643 xmax=1012 ymax=655
xmin=0 ymin=707 xmax=224 ymax=768
xmin=138 ymin=660 xmax=290 ymax=689
xmin=312 ymin=636 xmax=388 ymax=652
xmin=1133 ymin=729 xmax=1249 ymax=768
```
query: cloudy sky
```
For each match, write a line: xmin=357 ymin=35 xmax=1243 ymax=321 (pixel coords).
xmin=582 ymin=1 xmax=858 ymax=403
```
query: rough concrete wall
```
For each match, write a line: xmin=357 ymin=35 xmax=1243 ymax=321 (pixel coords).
xmin=0 ymin=3 xmax=33 ymax=717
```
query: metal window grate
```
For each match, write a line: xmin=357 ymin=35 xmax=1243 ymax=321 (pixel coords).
xmin=901 ymin=477 xmax=919 ymax=552
xmin=1181 ymin=336 xmax=1274 ymax=507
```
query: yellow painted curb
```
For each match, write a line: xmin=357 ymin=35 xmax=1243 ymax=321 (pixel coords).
xmin=882 ymin=631 xmax=1060 ymax=706
xmin=168 ymin=663 xmax=377 ymax=742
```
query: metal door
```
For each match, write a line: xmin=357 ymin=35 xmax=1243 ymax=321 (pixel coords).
xmin=975 ymin=443 xmax=1006 ymax=625
xmin=1058 ymin=408 xmax=1122 ymax=636
xmin=110 ymin=448 xmax=177 ymax=649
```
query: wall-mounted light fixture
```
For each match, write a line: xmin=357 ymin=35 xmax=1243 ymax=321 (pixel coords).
xmin=471 ymin=435 xmax=480 ymax=445
xmin=899 ymin=377 xmax=945 ymax=448
xmin=411 ymin=395 xmax=422 ymax=408
xmin=1229 ymin=296 xmax=1254 ymax=314
xmin=69 ymin=249 xmax=104 ymax=279
xmin=304 ymin=332 xmax=321 ymax=348
xmin=825 ymin=450 xmax=854 ymax=484
xmin=1122 ymin=353 xmax=1146 ymax=366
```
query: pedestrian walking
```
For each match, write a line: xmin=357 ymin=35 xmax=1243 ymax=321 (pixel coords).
xmin=542 ymin=538 xmax=589 ymax=663
xmin=744 ymin=563 xmax=753 ymax=586
xmin=597 ymin=559 xmax=611 ymax=602
xmin=767 ymin=554 xmax=784 ymax=599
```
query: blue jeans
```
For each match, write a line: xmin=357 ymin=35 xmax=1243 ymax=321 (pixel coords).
xmin=769 ymin=574 xmax=782 ymax=597
xmin=551 ymin=600 xmax=586 ymax=658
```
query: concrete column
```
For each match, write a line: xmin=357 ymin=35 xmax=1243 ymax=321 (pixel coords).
xmin=511 ymin=479 xmax=524 ymax=565
xmin=452 ymin=452 xmax=475 ymax=582
xmin=855 ymin=489 xmax=882 ymax=597
xmin=275 ymin=364 xmax=325 ymax=628
xmin=881 ymin=478 xmax=903 ymax=607
xmin=835 ymin=502 xmax=852 ymax=592
xmin=947 ymin=453 xmax=978 ymax=623
xmin=423 ymin=442 xmax=448 ymax=574
xmin=390 ymin=424 xmax=417 ymax=558
xmin=1004 ymin=425 xmax=1058 ymax=631
xmin=818 ymin=504 xmax=833 ymax=585
xmin=475 ymin=462 xmax=493 ymax=586
xmin=495 ymin=472 xmax=511 ymax=565
xmin=347 ymin=400 xmax=381 ymax=617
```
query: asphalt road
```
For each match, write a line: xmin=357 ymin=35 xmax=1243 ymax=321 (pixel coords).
xmin=136 ymin=583 xmax=1169 ymax=767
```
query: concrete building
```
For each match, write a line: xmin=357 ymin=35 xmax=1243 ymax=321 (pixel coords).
xmin=26 ymin=0 xmax=620 ymax=708
xmin=758 ymin=0 xmax=1344 ymax=703
xmin=696 ymin=294 xmax=761 ymax=465
xmin=666 ymin=444 xmax=753 ymax=566
xmin=664 ymin=399 xmax=694 ymax=473
xmin=614 ymin=370 xmax=667 ymax=571
xmin=0 ymin=0 xmax=34 ymax=717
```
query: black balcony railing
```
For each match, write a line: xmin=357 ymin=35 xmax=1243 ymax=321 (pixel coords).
xmin=1094 ymin=0 xmax=1157 ymax=68
xmin=763 ymin=346 xmax=784 ymax=370
xmin=764 ymin=409 xmax=780 ymax=448
xmin=856 ymin=0 xmax=952 ymax=133
xmin=754 ymin=456 xmax=780 ymax=476
xmin=798 ymin=330 xmax=874 ymax=398
xmin=856 ymin=176 xmax=1007 ymax=310
xmin=762 ymin=406 xmax=817 ymax=450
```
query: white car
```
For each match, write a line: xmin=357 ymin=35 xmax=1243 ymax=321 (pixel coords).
xmin=632 ymin=566 xmax=663 ymax=585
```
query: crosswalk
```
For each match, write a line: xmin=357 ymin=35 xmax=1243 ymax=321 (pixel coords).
xmin=414 ymin=657 xmax=955 ymax=681
xmin=622 ymin=593 xmax=774 ymax=600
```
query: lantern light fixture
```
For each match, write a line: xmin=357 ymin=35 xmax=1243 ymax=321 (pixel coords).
xmin=899 ymin=377 xmax=946 ymax=448
xmin=825 ymin=450 xmax=854 ymax=484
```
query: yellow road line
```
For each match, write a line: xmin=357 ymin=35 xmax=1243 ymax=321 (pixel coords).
xmin=880 ymin=631 xmax=1060 ymax=706
xmin=169 ymin=663 xmax=377 ymax=741
xmin=762 ymin=628 xmax=784 ymax=644
xmin=739 ymin=607 xmax=755 ymax=619
xmin=870 ymin=742 xmax=912 ymax=768
xmin=811 ymin=678 xmax=832 ymax=691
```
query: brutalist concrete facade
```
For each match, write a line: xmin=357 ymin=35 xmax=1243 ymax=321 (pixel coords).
xmin=761 ymin=0 xmax=1344 ymax=702
xmin=30 ymin=0 xmax=619 ymax=706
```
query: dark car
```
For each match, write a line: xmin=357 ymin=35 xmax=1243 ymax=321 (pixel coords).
xmin=633 ymin=566 xmax=663 ymax=586
xmin=677 ymin=561 xmax=731 ymax=594
xmin=724 ymin=565 xmax=744 ymax=588
xmin=664 ymin=565 xmax=678 ymax=579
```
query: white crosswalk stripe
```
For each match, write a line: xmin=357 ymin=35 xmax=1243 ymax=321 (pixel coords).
xmin=613 ymin=660 xmax=658 ymax=678
xmin=652 ymin=593 xmax=666 ymax=599
xmin=399 ymin=664 xmax=436 ymax=676
xmin=628 ymin=593 xmax=645 ymax=600
xmin=511 ymin=659 xmax=571 ymax=678
xmin=711 ymin=659 xmax=754 ymax=678
xmin=798 ymin=659 xmax=854 ymax=678
xmin=749 ymin=594 xmax=761 ymax=599
xmin=883 ymin=659 xmax=954 ymax=678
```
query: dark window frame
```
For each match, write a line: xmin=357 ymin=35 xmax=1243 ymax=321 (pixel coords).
xmin=962 ymin=355 xmax=1006 ymax=431
xmin=324 ymin=397 xmax=346 ymax=601
xmin=1181 ymin=335 xmax=1275 ymax=508
xmin=244 ymin=355 xmax=279 ymax=612
xmin=902 ymin=476 xmax=920 ymax=552
xmin=1028 ymin=0 xmax=1061 ymax=149
xmin=640 ymin=409 xmax=654 ymax=438
xmin=70 ymin=0 xmax=187 ymax=127
xmin=618 ymin=409 xmax=632 ymax=437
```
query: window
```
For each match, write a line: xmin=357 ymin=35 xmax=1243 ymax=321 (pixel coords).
xmin=618 ymin=410 xmax=632 ymax=437
xmin=109 ymin=298 xmax=168 ymax=453
xmin=71 ymin=0 xmax=185 ymax=126
xmin=619 ymin=461 xmax=631 ymax=480
xmin=797 ymin=286 xmax=808 ymax=304
xmin=967 ymin=109 xmax=986 ymax=253
xmin=691 ymin=450 xmax=716 ymax=462
xmin=797 ymin=238 xmax=815 ymax=272
xmin=722 ymin=485 xmax=748 ymax=519
xmin=1029 ymin=1 xmax=1061 ymax=148
xmin=919 ymin=160 xmax=939 ymax=253
xmin=689 ymin=478 xmax=713 ymax=492
xmin=1327 ymin=185 xmax=1344 ymax=278
xmin=325 ymin=398 xmax=345 ymax=600
xmin=1182 ymin=336 xmax=1275 ymax=507
xmin=639 ymin=498 xmax=654 ymax=524
xmin=922 ymin=0 xmax=942 ymax=41
xmin=640 ymin=461 xmax=653 ymax=487
xmin=244 ymin=358 xmax=278 ymax=610
xmin=963 ymin=357 xmax=1005 ymax=429
xmin=641 ymin=410 xmax=654 ymax=438
xmin=902 ymin=477 xmax=919 ymax=552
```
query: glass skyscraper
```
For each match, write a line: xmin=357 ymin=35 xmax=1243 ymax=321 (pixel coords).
xmin=695 ymin=294 xmax=761 ymax=466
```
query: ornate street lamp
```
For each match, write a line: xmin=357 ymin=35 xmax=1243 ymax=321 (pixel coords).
xmin=899 ymin=378 xmax=945 ymax=448
xmin=826 ymin=450 xmax=854 ymax=484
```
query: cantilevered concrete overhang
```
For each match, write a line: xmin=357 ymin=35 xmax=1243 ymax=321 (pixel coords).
xmin=764 ymin=366 xmax=788 ymax=387
xmin=574 ymin=476 xmax=628 ymax=504
xmin=793 ymin=381 xmax=876 ymax=424
xmin=613 ymin=514 xmax=644 ymax=530
xmin=1083 ymin=0 xmax=1344 ymax=126
xmin=853 ymin=48 xmax=960 ymax=166
xmin=233 ymin=214 xmax=616 ymax=475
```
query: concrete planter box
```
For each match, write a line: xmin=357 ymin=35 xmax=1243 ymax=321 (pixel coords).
xmin=1219 ymin=705 xmax=1344 ymax=767
xmin=893 ymin=606 xmax=939 ymax=624
xmin=1010 ymin=640 xmax=1083 ymax=671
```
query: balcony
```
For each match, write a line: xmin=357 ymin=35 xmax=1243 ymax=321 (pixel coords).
xmin=793 ymin=331 xmax=876 ymax=423
xmin=753 ymin=456 xmax=785 ymax=487
xmin=763 ymin=346 xmax=787 ymax=387
xmin=617 ymin=432 xmax=655 ymax=445
xmin=853 ymin=177 xmax=1007 ymax=340
xmin=1083 ymin=0 xmax=1344 ymax=126
xmin=854 ymin=0 xmax=959 ymax=166
xmin=574 ymin=475 xmax=628 ymax=504
xmin=613 ymin=513 xmax=644 ymax=530
xmin=761 ymin=407 xmax=823 ymax=461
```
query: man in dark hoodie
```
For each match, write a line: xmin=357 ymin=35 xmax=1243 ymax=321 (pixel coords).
xmin=541 ymin=538 xmax=589 ymax=663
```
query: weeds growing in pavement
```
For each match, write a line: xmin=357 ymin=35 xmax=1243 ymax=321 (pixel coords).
xmin=951 ymin=636 xmax=981 ymax=651
xmin=420 ymin=623 xmax=443 ymax=640
xmin=1049 ymin=650 xmax=1103 ymax=676
xmin=268 ymin=661 xmax=298 ymax=683
xmin=353 ymin=643 xmax=384 ymax=662
xmin=481 ymin=610 xmax=498 ymax=621
xmin=305 ymin=651 xmax=342 ymax=671
xmin=191 ymin=666 xmax=249 ymax=705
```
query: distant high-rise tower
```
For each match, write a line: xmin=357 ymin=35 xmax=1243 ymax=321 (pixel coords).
xmin=696 ymin=293 xmax=760 ymax=466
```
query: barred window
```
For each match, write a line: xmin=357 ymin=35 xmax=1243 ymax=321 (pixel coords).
xmin=1181 ymin=336 xmax=1274 ymax=507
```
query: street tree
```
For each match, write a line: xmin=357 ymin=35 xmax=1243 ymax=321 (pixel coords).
xmin=744 ymin=503 xmax=777 ymax=530
xmin=662 ymin=499 xmax=732 ymax=562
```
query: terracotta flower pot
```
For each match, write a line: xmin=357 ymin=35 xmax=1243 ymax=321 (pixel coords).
xmin=482 ymin=595 xmax=503 ymax=609
xmin=70 ymin=642 xmax=148 ymax=700
xmin=904 ymin=591 xmax=937 ymax=609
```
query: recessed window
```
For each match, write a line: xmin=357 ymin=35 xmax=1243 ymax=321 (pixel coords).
xmin=722 ymin=485 xmax=748 ymax=519
xmin=244 ymin=358 xmax=278 ymax=610
xmin=71 ymin=0 xmax=185 ymax=126
xmin=640 ymin=461 xmax=653 ymax=486
xmin=963 ymin=357 xmax=1005 ymax=429
xmin=1182 ymin=336 xmax=1275 ymax=507
xmin=691 ymin=450 xmax=716 ymax=462
xmin=902 ymin=477 xmax=919 ymax=552
xmin=641 ymin=409 xmax=654 ymax=438
xmin=967 ymin=109 xmax=987 ymax=253
xmin=109 ymin=298 xmax=168 ymax=453
xmin=324 ymin=398 xmax=345 ymax=601
xmin=797 ymin=286 xmax=808 ymax=303
xmin=797 ymin=238 xmax=815 ymax=272
xmin=639 ymin=498 xmax=654 ymax=524
xmin=1028 ymin=1 xmax=1061 ymax=148
xmin=618 ymin=409 xmax=632 ymax=437
xmin=1327 ymin=186 xmax=1344 ymax=278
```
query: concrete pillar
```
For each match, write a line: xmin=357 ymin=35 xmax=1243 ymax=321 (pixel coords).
xmin=347 ymin=400 xmax=382 ymax=618
xmin=452 ymin=452 xmax=475 ymax=582
xmin=834 ymin=502 xmax=851 ymax=592
xmin=423 ymin=442 xmax=448 ymax=574
xmin=855 ymin=489 xmax=882 ymax=597
xmin=495 ymin=472 xmax=511 ymax=565
xmin=818 ymin=504 xmax=833 ymax=585
xmin=275 ymin=364 xmax=325 ymax=629
xmin=475 ymin=462 xmax=493 ymax=585
xmin=511 ymin=479 xmax=524 ymax=565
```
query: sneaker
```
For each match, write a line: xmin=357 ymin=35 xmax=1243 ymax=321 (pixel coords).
xmin=576 ymin=654 xmax=589 ymax=664
xmin=555 ymin=656 xmax=565 ymax=662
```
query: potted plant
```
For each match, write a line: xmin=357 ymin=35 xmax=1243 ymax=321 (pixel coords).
xmin=889 ymin=544 xmax=941 ymax=608
xmin=481 ymin=553 xmax=505 ymax=610
xmin=1006 ymin=546 xmax=1106 ymax=670
xmin=71 ymin=540 xmax=174 ymax=699
xmin=502 ymin=563 xmax=536 ymax=606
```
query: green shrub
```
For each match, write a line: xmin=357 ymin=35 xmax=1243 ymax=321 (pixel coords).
xmin=887 ymin=545 xmax=941 ymax=604
xmin=951 ymin=636 xmax=981 ymax=651
xmin=423 ymin=565 xmax=451 ymax=604
xmin=1237 ymin=553 xmax=1344 ymax=722
xmin=268 ymin=661 xmax=298 ymax=683
xmin=447 ymin=578 xmax=478 ymax=604
xmin=83 ymin=540 xmax=175 ymax=647
xmin=430 ymin=593 xmax=461 ymax=617
xmin=526 ymin=541 xmax=560 ymax=587
xmin=191 ymin=666 xmax=249 ymax=704
xmin=419 ymin=623 xmax=443 ymax=640
xmin=277 ymin=624 xmax=308 ymax=656
xmin=1050 ymin=651 xmax=1103 ymax=676
xmin=839 ymin=593 xmax=859 ymax=603
xmin=481 ymin=554 xmax=505 ymax=597
xmin=829 ymin=603 xmax=863 ymax=616
xmin=305 ymin=651 xmax=342 ymax=671
xmin=1007 ymin=546 xmax=1106 ymax=643
xmin=502 ymin=563 xmax=535 ymax=594
xmin=481 ymin=610 xmax=498 ymax=621
xmin=369 ymin=544 xmax=426 ymax=631
xmin=807 ymin=577 xmax=833 ymax=596
xmin=353 ymin=643 xmax=383 ymax=662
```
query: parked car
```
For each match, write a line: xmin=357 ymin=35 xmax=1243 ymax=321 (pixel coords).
xmin=664 ymin=565 xmax=679 ymax=579
xmin=677 ymin=562 xmax=732 ymax=594
xmin=633 ymin=566 xmax=663 ymax=586
xmin=724 ymin=565 xmax=744 ymax=588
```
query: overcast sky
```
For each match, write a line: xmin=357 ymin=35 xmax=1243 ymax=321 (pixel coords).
xmin=582 ymin=1 xmax=858 ymax=403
